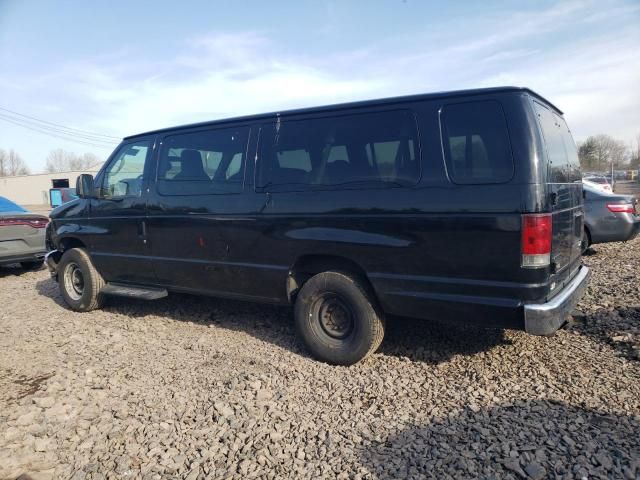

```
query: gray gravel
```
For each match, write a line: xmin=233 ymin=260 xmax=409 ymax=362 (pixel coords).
xmin=1 ymin=238 xmax=639 ymax=479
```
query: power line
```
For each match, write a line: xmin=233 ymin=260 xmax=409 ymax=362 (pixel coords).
xmin=0 ymin=113 xmax=119 ymax=146
xmin=0 ymin=105 xmax=122 ymax=140
xmin=0 ymin=115 xmax=117 ymax=148
xmin=0 ymin=115 xmax=118 ymax=149
xmin=0 ymin=109 xmax=120 ymax=144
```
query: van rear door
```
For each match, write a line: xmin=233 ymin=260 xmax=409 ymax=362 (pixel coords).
xmin=534 ymin=101 xmax=583 ymax=291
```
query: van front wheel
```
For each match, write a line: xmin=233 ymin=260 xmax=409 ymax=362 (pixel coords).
xmin=58 ymin=248 xmax=105 ymax=312
xmin=294 ymin=271 xmax=384 ymax=365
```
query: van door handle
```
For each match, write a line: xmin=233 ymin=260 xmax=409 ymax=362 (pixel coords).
xmin=140 ymin=220 xmax=148 ymax=244
xmin=259 ymin=192 xmax=272 ymax=213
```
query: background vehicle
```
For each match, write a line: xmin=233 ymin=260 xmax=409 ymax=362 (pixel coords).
xmin=49 ymin=187 xmax=78 ymax=207
xmin=45 ymin=87 xmax=589 ymax=365
xmin=0 ymin=196 xmax=48 ymax=269
xmin=583 ymin=184 xmax=639 ymax=248
xmin=583 ymin=175 xmax=612 ymax=193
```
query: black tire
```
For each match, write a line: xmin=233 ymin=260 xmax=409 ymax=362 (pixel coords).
xmin=582 ymin=227 xmax=592 ymax=253
xmin=294 ymin=271 xmax=385 ymax=365
xmin=20 ymin=260 xmax=43 ymax=270
xmin=58 ymin=248 xmax=105 ymax=312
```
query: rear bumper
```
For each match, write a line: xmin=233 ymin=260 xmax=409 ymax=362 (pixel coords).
xmin=590 ymin=215 xmax=640 ymax=245
xmin=524 ymin=266 xmax=590 ymax=335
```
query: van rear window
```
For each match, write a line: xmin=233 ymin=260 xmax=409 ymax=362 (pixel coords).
xmin=258 ymin=110 xmax=420 ymax=190
xmin=534 ymin=102 xmax=580 ymax=183
xmin=440 ymin=100 xmax=514 ymax=184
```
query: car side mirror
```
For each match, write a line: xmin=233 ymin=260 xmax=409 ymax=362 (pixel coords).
xmin=76 ymin=174 xmax=95 ymax=199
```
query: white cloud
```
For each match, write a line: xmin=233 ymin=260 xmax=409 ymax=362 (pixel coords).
xmin=63 ymin=31 xmax=384 ymax=136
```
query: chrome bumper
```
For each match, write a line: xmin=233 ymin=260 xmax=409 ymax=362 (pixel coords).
xmin=524 ymin=266 xmax=591 ymax=335
xmin=44 ymin=250 xmax=62 ymax=280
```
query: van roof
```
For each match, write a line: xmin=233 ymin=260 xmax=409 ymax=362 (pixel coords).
xmin=124 ymin=86 xmax=560 ymax=140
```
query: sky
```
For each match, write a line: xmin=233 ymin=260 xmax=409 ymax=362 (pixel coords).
xmin=0 ymin=0 xmax=638 ymax=172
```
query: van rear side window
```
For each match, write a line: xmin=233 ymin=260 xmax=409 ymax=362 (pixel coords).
xmin=441 ymin=101 xmax=514 ymax=184
xmin=534 ymin=102 xmax=580 ymax=183
xmin=258 ymin=110 xmax=420 ymax=190
xmin=157 ymin=127 xmax=249 ymax=195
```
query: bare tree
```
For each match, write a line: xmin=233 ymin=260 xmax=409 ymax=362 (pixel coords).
xmin=45 ymin=149 xmax=102 ymax=173
xmin=630 ymin=133 xmax=640 ymax=169
xmin=578 ymin=138 xmax=598 ymax=170
xmin=44 ymin=148 xmax=70 ymax=173
xmin=0 ymin=149 xmax=30 ymax=176
xmin=78 ymin=152 xmax=101 ymax=169
xmin=578 ymin=134 xmax=628 ymax=171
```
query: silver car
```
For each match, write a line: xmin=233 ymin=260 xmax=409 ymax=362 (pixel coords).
xmin=0 ymin=196 xmax=48 ymax=269
xmin=583 ymin=184 xmax=640 ymax=248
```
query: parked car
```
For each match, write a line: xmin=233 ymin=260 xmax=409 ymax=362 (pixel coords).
xmin=583 ymin=184 xmax=640 ymax=248
xmin=583 ymin=176 xmax=612 ymax=193
xmin=45 ymin=86 xmax=590 ymax=365
xmin=0 ymin=196 xmax=48 ymax=269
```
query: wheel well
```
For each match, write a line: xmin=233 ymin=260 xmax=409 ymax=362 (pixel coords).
xmin=584 ymin=225 xmax=592 ymax=246
xmin=287 ymin=255 xmax=377 ymax=303
xmin=59 ymin=237 xmax=87 ymax=252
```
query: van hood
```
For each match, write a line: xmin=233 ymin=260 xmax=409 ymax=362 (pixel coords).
xmin=50 ymin=198 xmax=81 ymax=219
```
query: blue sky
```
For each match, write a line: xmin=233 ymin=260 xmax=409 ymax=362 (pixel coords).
xmin=0 ymin=0 xmax=639 ymax=171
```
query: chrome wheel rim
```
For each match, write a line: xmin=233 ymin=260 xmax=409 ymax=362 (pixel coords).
xmin=63 ymin=262 xmax=84 ymax=301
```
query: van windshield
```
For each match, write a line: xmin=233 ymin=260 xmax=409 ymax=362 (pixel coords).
xmin=534 ymin=102 xmax=581 ymax=183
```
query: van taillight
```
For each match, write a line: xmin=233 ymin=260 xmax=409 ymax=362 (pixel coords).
xmin=521 ymin=214 xmax=552 ymax=268
xmin=606 ymin=203 xmax=634 ymax=214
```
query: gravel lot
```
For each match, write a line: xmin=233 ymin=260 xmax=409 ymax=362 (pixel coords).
xmin=1 ymin=219 xmax=639 ymax=479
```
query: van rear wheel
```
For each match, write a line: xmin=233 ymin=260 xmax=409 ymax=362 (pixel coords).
xmin=58 ymin=248 xmax=105 ymax=312
xmin=294 ymin=271 xmax=385 ymax=365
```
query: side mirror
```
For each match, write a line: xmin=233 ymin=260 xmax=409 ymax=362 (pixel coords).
xmin=76 ymin=174 xmax=95 ymax=199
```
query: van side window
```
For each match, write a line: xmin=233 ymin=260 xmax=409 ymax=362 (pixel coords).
xmin=157 ymin=127 xmax=249 ymax=195
xmin=258 ymin=110 xmax=420 ymax=190
xmin=534 ymin=102 xmax=581 ymax=183
xmin=441 ymin=101 xmax=514 ymax=184
xmin=101 ymin=141 xmax=151 ymax=198
xmin=277 ymin=149 xmax=312 ymax=172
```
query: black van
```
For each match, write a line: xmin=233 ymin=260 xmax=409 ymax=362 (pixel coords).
xmin=45 ymin=87 xmax=589 ymax=365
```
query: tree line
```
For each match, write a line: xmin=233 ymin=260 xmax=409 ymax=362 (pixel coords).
xmin=44 ymin=149 xmax=102 ymax=174
xmin=0 ymin=149 xmax=30 ymax=176
xmin=578 ymin=133 xmax=640 ymax=171
xmin=0 ymin=149 xmax=103 ymax=177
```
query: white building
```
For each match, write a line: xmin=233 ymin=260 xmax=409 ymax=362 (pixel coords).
xmin=0 ymin=166 xmax=102 ymax=206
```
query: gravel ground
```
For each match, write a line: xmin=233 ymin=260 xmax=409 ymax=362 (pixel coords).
xmin=1 ymin=239 xmax=639 ymax=479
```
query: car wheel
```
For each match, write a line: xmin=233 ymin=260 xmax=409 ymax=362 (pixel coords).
xmin=58 ymin=248 xmax=105 ymax=312
xmin=20 ymin=260 xmax=43 ymax=270
xmin=294 ymin=271 xmax=385 ymax=365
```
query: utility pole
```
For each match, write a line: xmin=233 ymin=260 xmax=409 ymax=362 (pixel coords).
xmin=610 ymin=157 xmax=615 ymax=191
